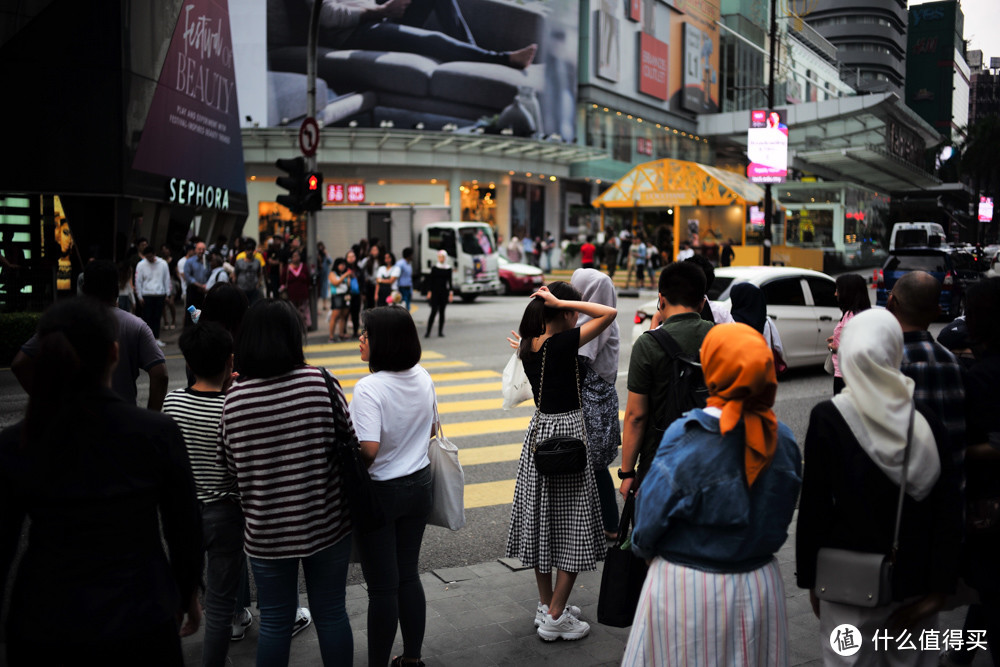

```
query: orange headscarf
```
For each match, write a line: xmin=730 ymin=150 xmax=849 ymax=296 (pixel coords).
xmin=701 ymin=323 xmax=778 ymax=487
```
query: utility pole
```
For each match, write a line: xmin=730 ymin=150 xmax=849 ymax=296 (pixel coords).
xmin=306 ymin=0 xmax=322 ymax=330
xmin=763 ymin=0 xmax=777 ymax=267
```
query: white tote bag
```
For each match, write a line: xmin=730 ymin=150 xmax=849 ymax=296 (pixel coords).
xmin=501 ymin=351 xmax=533 ymax=410
xmin=427 ymin=404 xmax=466 ymax=530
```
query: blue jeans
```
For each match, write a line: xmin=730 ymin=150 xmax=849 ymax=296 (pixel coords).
xmin=357 ymin=465 xmax=433 ymax=666
xmin=400 ymin=286 xmax=413 ymax=311
xmin=249 ymin=536 xmax=352 ymax=666
xmin=201 ymin=499 xmax=246 ymax=667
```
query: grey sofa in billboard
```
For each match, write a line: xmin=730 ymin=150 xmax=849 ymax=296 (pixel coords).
xmin=266 ymin=0 xmax=547 ymax=126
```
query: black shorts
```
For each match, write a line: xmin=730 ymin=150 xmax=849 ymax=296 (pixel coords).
xmin=331 ymin=294 xmax=347 ymax=310
xmin=636 ymin=264 xmax=645 ymax=280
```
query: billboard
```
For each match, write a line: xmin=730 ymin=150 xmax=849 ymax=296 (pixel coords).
xmin=979 ymin=196 xmax=994 ymax=223
xmin=240 ymin=0 xmax=578 ymax=141
xmin=597 ymin=0 xmax=621 ymax=82
xmin=747 ymin=109 xmax=788 ymax=184
xmin=639 ymin=33 xmax=668 ymax=100
xmin=670 ymin=0 xmax=720 ymax=113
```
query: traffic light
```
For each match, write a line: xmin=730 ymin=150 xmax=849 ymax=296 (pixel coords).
xmin=275 ymin=156 xmax=306 ymax=213
xmin=303 ymin=171 xmax=324 ymax=212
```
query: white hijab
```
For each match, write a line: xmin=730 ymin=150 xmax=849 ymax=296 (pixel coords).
xmin=831 ymin=309 xmax=940 ymax=501
xmin=571 ymin=268 xmax=619 ymax=386
xmin=435 ymin=250 xmax=451 ymax=269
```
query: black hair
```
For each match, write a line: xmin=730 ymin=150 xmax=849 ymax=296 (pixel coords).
xmin=201 ymin=283 xmax=249 ymax=338
xmin=179 ymin=322 xmax=233 ymax=379
xmin=244 ymin=238 xmax=256 ymax=251
xmin=363 ymin=305 xmax=421 ymax=372
xmin=383 ymin=251 xmax=396 ymax=265
xmin=517 ymin=281 xmax=581 ymax=360
xmin=333 ymin=257 xmax=347 ymax=272
xmin=402 ymin=247 xmax=413 ymax=260
xmin=966 ymin=276 xmax=1000 ymax=352
xmin=142 ymin=244 xmax=156 ymax=256
xmin=683 ymin=254 xmax=715 ymax=291
xmin=24 ymin=298 xmax=117 ymax=447
xmin=235 ymin=299 xmax=305 ymax=378
xmin=658 ymin=262 xmax=706 ymax=309
xmin=835 ymin=274 xmax=870 ymax=315
xmin=82 ymin=259 xmax=119 ymax=304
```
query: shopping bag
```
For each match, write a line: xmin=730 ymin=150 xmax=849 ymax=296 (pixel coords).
xmin=597 ymin=491 xmax=648 ymax=627
xmin=427 ymin=420 xmax=466 ymax=530
xmin=501 ymin=351 xmax=533 ymax=410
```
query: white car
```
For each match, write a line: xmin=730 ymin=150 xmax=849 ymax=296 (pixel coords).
xmin=497 ymin=255 xmax=545 ymax=295
xmin=630 ymin=266 xmax=842 ymax=368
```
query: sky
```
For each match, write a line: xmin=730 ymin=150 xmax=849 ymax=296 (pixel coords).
xmin=910 ymin=0 xmax=1000 ymax=63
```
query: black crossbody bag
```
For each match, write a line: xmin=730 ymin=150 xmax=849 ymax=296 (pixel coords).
xmin=530 ymin=339 xmax=588 ymax=476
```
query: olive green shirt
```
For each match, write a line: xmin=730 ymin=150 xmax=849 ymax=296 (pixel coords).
xmin=627 ymin=311 xmax=714 ymax=478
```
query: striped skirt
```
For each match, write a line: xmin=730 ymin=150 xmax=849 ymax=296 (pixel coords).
xmin=622 ymin=557 xmax=790 ymax=667
xmin=505 ymin=409 xmax=606 ymax=573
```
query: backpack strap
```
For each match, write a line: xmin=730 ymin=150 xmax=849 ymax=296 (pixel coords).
xmin=645 ymin=326 xmax=684 ymax=360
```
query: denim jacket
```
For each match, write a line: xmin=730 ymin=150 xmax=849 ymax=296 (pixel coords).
xmin=632 ymin=409 xmax=802 ymax=572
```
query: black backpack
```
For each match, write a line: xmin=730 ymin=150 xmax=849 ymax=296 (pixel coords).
xmin=645 ymin=327 xmax=709 ymax=443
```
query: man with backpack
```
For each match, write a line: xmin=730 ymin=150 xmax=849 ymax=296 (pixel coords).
xmin=619 ymin=262 xmax=713 ymax=497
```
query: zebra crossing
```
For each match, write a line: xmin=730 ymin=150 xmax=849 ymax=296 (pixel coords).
xmin=304 ymin=341 xmax=622 ymax=510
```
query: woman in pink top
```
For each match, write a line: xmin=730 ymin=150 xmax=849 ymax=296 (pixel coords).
xmin=280 ymin=250 xmax=312 ymax=328
xmin=826 ymin=273 xmax=870 ymax=395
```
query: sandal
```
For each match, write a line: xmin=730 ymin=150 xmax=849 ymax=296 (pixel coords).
xmin=390 ymin=658 xmax=425 ymax=667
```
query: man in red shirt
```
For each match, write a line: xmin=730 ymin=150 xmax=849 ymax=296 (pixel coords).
xmin=580 ymin=236 xmax=597 ymax=270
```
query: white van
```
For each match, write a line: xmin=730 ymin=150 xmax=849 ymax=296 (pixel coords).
xmin=889 ymin=222 xmax=946 ymax=250
xmin=415 ymin=222 xmax=501 ymax=302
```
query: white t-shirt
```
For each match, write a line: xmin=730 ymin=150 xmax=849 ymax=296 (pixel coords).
xmin=349 ymin=365 xmax=435 ymax=481
xmin=376 ymin=265 xmax=401 ymax=292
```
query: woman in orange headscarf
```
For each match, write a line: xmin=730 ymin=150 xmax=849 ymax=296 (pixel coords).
xmin=622 ymin=323 xmax=802 ymax=667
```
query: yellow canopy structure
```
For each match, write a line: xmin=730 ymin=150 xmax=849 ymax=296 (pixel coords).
xmin=591 ymin=158 xmax=764 ymax=208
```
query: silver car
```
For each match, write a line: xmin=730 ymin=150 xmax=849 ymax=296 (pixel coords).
xmin=631 ymin=266 xmax=842 ymax=368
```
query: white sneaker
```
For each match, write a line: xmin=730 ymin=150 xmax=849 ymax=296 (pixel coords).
xmin=536 ymin=610 xmax=590 ymax=642
xmin=291 ymin=607 xmax=312 ymax=638
xmin=231 ymin=607 xmax=253 ymax=641
xmin=534 ymin=602 xmax=582 ymax=627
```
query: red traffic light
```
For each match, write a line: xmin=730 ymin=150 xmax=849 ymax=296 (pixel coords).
xmin=307 ymin=174 xmax=319 ymax=191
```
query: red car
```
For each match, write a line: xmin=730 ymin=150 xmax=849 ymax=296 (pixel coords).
xmin=498 ymin=256 xmax=545 ymax=295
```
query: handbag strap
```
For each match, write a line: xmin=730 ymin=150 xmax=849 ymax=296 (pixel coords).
xmin=319 ymin=367 xmax=360 ymax=452
xmin=890 ymin=407 xmax=916 ymax=562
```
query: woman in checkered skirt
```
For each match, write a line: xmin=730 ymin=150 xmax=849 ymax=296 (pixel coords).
xmin=505 ymin=282 xmax=617 ymax=642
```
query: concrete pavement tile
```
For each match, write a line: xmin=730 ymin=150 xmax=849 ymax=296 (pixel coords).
xmin=346 ymin=596 xmax=368 ymax=618
xmin=432 ymin=566 xmax=479 ymax=582
xmin=482 ymin=602 xmax=535 ymax=624
xmin=461 ymin=589 xmax=518 ymax=609
xmin=491 ymin=637 xmax=546 ymax=664
xmin=424 ymin=622 xmax=513 ymax=654
xmin=502 ymin=581 xmax=543 ymax=601
xmin=345 ymin=583 xmax=367 ymax=600
xmin=499 ymin=618 xmax=540 ymax=639
xmin=582 ymin=638 xmax=627 ymax=662
xmin=468 ymin=561 xmax=513 ymax=577
xmin=427 ymin=595 xmax=478 ymax=615
xmin=422 ymin=581 xmax=466 ymax=601
xmin=533 ymin=641 xmax=603 ymax=666
xmin=431 ymin=646 xmax=501 ymax=666
xmin=498 ymin=557 xmax=533 ymax=571
xmin=442 ymin=608 xmax=498 ymax=630
xmin=424 ymin=613 xmax=459 ymax=636
xmin=568 ymin=587 xmax=600 ymax=607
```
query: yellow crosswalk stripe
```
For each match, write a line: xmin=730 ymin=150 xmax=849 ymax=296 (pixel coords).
xmin=304 ymin=341 xmax=361 ymax=353
xmin=457 ymin=443 xmax=522 ymax=466
xmin=438 ymin=398 xmax=506 ymax=414
xmin=463 ymin=467 xmax=619 ymax=509
xmin=320 ymin=360 xmax=470 ymax=377
xmin=336 ymin=370 xmax=500 ymax=390
xmin=444 ymin=415 xmax=532 ymax=438
xmin=308 ymin=351 xmax=444 ymax=367
xmin=345 ymin=381 xmax=503 ymax=403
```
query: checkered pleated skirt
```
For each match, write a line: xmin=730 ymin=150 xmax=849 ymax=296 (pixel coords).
xmin=505 ymin=409 xmax=606 ymax=573
xmin=622 ymin=557 xmax=790 ymax=667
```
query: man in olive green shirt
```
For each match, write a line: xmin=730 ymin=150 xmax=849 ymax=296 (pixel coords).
xmin=619 ymin=261 xmax=713 ymax=497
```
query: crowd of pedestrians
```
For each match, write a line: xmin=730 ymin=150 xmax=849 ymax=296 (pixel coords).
xmin=2 ymin=219 xmax=999 ymax=666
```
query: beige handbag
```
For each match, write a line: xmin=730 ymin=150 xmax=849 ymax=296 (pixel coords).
xmin=814 ymin=408 xmax=914 ymax=608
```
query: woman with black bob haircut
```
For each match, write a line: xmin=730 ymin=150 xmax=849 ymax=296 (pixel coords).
xmin=349 ymin=305 xmax=437 ymax=667
xmin=0 ymin=297 xmax=203 ymax=665
xmin=506 ymin=281 xmax=617 ymax=642
xmin=219 ymin=298 xmax=355 ymax=665
xmin=826 ymin=273 xmax=871 ymax=395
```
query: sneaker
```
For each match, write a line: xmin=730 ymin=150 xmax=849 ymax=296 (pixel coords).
xmin=155 ymin=339 xmax=166 ymax=348
xmin=534 ymin=603 xmax=582 ymax=627
xmin=231 ymin=607 xmax=253 ymax=641
xmin=291 ymin=607 xmax=312 ymax=638
xmin=536 ymin=610 xmax=590 ymax=642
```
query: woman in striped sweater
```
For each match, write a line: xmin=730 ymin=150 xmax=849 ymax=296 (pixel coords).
xmin=219 ymin=299 xmax=354 ymax=666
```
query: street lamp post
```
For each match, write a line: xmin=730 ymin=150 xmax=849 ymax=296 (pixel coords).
xmin=763 ymin=0 xmax=777 ymax=267
xmin=306 ymin=1 xmax=322 ymax=330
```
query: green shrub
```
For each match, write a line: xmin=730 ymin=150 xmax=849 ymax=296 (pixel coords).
xmin=0 ymin=312 xmax=40 ymax=366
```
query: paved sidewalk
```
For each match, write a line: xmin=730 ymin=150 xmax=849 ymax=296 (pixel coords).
xmin=181 ymin=514 xmax=990 ymax=666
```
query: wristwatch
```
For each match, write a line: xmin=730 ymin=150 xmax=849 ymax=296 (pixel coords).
xmin=617 ymin=468 xmax=635 ymax=480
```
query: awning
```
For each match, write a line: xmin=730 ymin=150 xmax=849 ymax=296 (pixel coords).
xmin=591 ymin=158 xmax=765 ymax=208
xmin=794 ymin=145 xmax=941 ymax=191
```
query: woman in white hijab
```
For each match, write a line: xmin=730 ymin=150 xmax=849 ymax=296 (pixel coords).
xmin=795 ymin=308 xmax=962 ymax=666
xmin=571 ymin=268 xmax=622 ymax=539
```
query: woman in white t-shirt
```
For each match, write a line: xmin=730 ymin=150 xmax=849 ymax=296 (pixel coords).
xmin=349 ymin=305 xmax=436 ymax=667
xmin=375 ymin=252 xmax=401 ymax=306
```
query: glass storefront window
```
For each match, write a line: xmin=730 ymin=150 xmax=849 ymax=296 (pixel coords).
xmin=785 ymin=208 xmax=833 ymax=246
xmin=460 ymin=183 xmax=496 ymax=227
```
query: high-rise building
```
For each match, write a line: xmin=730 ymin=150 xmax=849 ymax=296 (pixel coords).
xmin=805 ymin=0 xmax=907 ymax=96
xmin=967 ymin=50 xmax=1000 ymax=128
xmin=905 ymin=0 xmax=969 ymax=142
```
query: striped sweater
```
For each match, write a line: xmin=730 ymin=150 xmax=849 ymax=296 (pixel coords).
xmin=218 ymin=366 xmax=351 ymax=559
xmin=162 ymin=388 xmax=236 ymax=503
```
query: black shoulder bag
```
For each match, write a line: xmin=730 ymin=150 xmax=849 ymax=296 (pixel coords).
xmin=530 ymin=339 xmax=588 ymax=476
xmin=319 ymin=368 xmax=385 ymax=533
